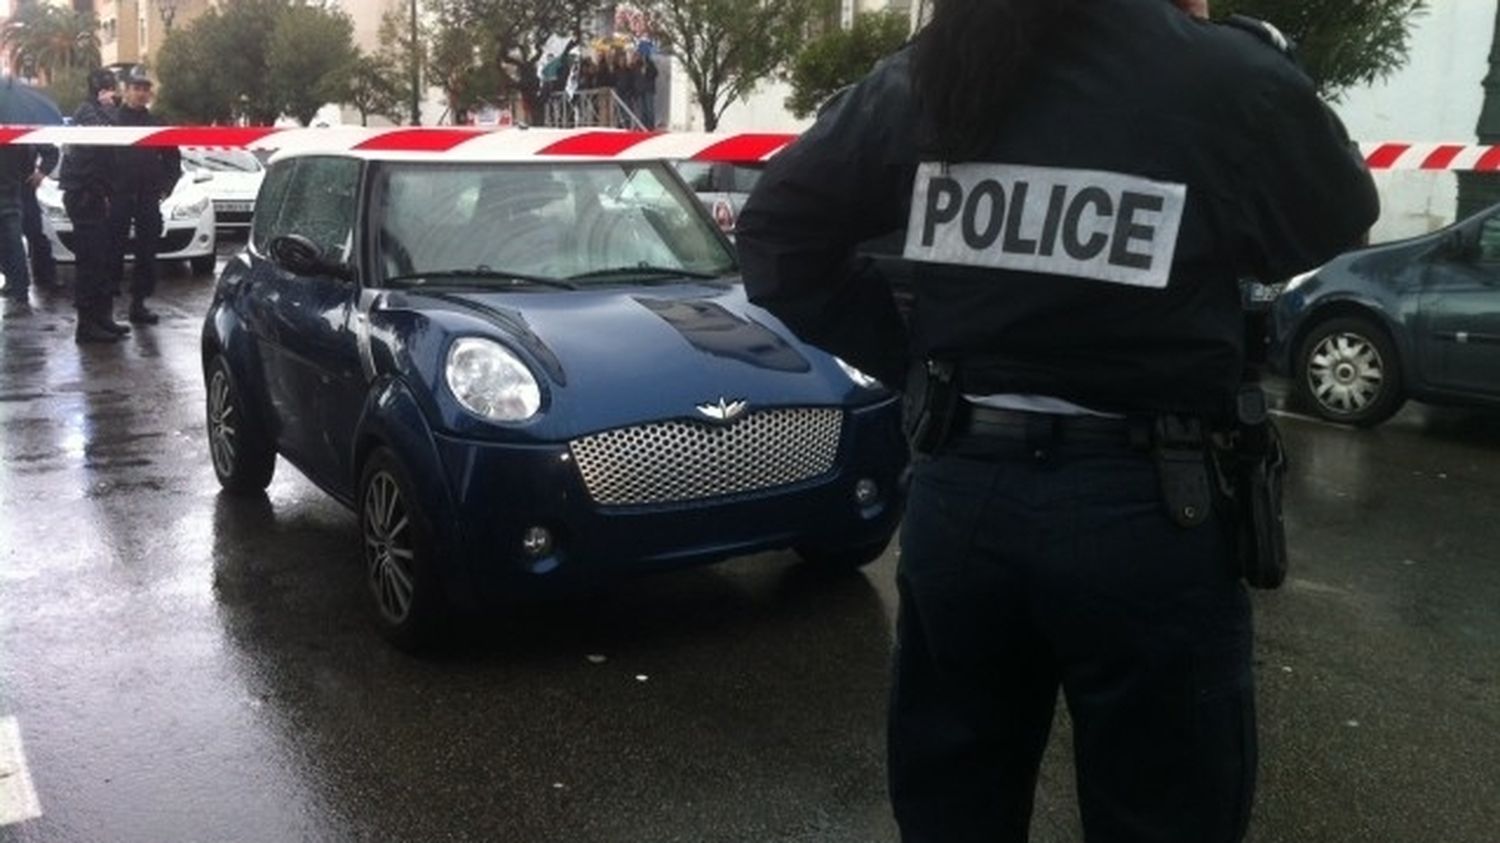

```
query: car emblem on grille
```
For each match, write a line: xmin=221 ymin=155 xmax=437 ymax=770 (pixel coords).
xmin=696 ymin=397 xmax=748 ymax=423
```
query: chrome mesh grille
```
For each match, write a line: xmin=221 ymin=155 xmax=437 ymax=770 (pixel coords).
xmin=569 ymin=408 xmax=844 ymax=506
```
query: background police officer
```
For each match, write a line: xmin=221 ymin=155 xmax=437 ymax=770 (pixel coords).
xmin=108 ymin=66 xmax=180 ymax=326
xmin=736 ymin=0 xmax=1379 ymax=841
xmin=60 ymin=67 xmax=126 ymax=343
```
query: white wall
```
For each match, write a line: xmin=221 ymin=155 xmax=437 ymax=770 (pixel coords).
xmin=1332 ymin=0 xmax=1497 ymax=241
xmin=664 ymin=61 xmax=814 ymax=133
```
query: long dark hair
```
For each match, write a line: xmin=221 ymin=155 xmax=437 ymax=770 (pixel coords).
xmin=912 ymin=0 xmax=1080 ymax=159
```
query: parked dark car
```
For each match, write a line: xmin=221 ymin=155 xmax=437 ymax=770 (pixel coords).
xmin=202 ymin=143 xmax=907 ymax=648
xmin=1269 ymin=203 xmax=1500 ymax=426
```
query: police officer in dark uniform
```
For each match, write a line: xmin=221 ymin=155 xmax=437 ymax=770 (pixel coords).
xmin=60 ymin=67 xmax=127 ymax=343
xmin=736 ymin=1 xmax=1379 ymax=841
xmin=108 ymin=66 xmax=180 ymax=325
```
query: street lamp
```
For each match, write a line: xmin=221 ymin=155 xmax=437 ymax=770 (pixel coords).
xmin=409 ymin=0 xmax=420 ymax=125
xmin=156 ymin=0 xmax=179 ymax=31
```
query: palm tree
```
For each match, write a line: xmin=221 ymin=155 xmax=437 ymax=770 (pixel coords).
xmin=2 ymin=3 xmax=102 ymax=85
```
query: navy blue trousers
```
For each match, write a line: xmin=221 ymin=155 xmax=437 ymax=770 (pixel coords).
xmin=890 ymin=434 xmax=1255 ymax=843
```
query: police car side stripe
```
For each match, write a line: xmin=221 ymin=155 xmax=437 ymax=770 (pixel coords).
xmin=903 ymin=162 xmax=1187 ymax=289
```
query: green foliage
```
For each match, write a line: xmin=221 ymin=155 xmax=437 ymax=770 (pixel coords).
xmin=268 ymin=4 xmax=358 ymax=125
xmin=377 ymin=5 xmax=428 ymax=125
xmin=428 ymin=0 xmax=603 ymax=122
xmin=1 ymin=3 xmax=101 ymax=83
xmin=649 ymin=0 xmax=822 ymax=131
xmin=155 ymin=0 xmax=358 ymax=125
xmin=346 ymin=53 xmax=407 ymax=126
xmin=36 ymin=63 xmax=88 ymax=115
xmin=156 ymin=22 xmax=235 ymax=123
xmin=785 ymin=11 xmax=909 ymax=119
xmin=1215 ymin=0 xmax=1427 ymax=98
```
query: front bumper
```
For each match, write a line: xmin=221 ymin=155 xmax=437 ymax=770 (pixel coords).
xmin=428 ymin=398 xmax=908 ymax=600
xmin=43 ymin=209 xmax=216 ymax=262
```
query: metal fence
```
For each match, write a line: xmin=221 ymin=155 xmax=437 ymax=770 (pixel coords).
xmin=537 ymin=88 xmax=646 ymax=131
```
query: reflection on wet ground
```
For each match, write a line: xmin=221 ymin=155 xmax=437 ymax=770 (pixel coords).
xmin=1 ymin=264 xmax=1496 ymax=841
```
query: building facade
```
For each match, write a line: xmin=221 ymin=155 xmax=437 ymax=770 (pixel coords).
xmin=94 ymin=0 xmax=211 ymax=66
xmin=1332 ymin=0 xmax=1497 ymax=242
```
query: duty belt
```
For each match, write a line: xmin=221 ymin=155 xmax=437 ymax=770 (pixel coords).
xmin=949 ymin=406 xmax=1213 ymax=528
xmin=954 ymin=406 xmax=1150 ymax=449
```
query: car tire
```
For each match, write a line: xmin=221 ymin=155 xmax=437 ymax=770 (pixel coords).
xmin=795 ymin=535 xmax=892 ymax=572
xmin=206 ymin=355 xmax=276 ymax=493
xmin=190 ymin=254 xmax=217 ymax=276
xmin=359 ymin=447 xmax=449 ymax=652
xmin=1294 ymin=315 xmax=1405 ymax=427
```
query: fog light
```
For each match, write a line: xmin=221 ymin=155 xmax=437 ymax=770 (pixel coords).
xmin=521 ymin=526 xmax=554 ymax=558
xmin=855 ymin=478 xmax=879 ymax=506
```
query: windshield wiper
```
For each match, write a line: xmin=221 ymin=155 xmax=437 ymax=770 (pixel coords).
xmin=567 ymin=265 xmax=725 ymax=282
xmin=386 ymin=267 xmax=578 ymax=291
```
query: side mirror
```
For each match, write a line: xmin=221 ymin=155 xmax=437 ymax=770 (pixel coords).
xmin=269 ymin=234 xmax=353 ymax=281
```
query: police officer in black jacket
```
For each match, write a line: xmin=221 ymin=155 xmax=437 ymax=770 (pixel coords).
xmin=109 ymin=66 xmax=180 ymax=326
xmin=60 ymin=67 xmax=127 ymax=343
xmin=736 ymin=1 xmax=1378 ymax=841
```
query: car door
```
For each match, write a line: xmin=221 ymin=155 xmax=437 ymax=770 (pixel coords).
xmin=242 ymin=156 xmax=366 ymax=488
xmin=1419 ymin=214 xmax=1500 ymax=396
xmin=238 ymin=158 xmax=300 ymax=446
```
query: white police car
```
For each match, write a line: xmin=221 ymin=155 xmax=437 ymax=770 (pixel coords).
xmin=35 ymin=153 xmax=218 ymax=275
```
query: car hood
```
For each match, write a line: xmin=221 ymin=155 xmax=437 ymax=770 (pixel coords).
xmin=1325 ymin=229 xmax=1443 ymax=277
xmin=195 ymin=171 xmax=263 ymax=200
xmin=403 ymin=281 xmax=874 ymax=436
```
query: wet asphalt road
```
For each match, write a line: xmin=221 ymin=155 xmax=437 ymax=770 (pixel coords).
xmin=1 ymin=250 xmax=1497 ymax=842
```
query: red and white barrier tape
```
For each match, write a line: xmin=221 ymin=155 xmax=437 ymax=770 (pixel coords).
xmin=0 ymin=127 xmax=1495 ymax=170
xmin=1357 ymin=142 xmax=1500 ymax=171
xmin=0 ymin=126 xmax=798 ymax=163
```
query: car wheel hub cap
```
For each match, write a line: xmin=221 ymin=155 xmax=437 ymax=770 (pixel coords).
xmin=1309 ymin=332 xmax=1384 ymax=414
xmin=364 ymin=472 xmax=415 ymax=624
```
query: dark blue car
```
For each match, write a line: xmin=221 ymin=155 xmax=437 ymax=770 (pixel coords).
xmin=202 ymin=144 xmax=907 ymax=648
xmin=1269 ymin=202 xmax=1500 ymax=427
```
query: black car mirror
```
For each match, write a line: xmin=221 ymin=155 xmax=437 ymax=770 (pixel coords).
xmin=269 ymin=234 xmax=353 ymax=282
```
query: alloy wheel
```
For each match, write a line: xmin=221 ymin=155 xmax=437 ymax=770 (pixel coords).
xmin=364 ymin=471 xmax=418 ymax=624
xmin=208 ymin=370 xmax=238 ymax=477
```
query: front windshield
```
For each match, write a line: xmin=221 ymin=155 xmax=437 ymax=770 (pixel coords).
xmin=183 ymin=149 xmax=263 ymax=173
xmin=373 ymin=161 xmax=737 ymax=286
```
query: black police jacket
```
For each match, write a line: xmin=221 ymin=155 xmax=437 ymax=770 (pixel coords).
xmin=736 ymin=0 xmax=1379 ymax=421
xmin=58 ymin=99 xmax=118 ymax=196
xmin=0 ymin=145 xmax=33 ymax=192
xmin=113 ymin=105 xmax=181 ymax=200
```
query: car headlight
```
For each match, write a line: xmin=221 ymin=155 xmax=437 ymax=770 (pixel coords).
xmin=170 ymin=195 xmax=209 ymax=220
xmin=1284 ymin=269 xmax=1317 ymax=293
xmin=445 ymin=337 xmax=541 ymax=422
xmin=835 ymin=357 xmax=882 ymax=390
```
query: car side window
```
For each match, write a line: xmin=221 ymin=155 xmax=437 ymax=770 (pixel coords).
xmin=275 ymin=157 xmax=362 ymax=263
xmin=1479 ymin=217 xmax=1500 ymax=263
xmin=676 ymin=162 xmax=714 ymax=192
xmin=250 ymin=161 xmax=297 ymax=255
